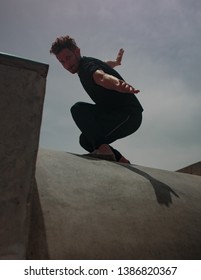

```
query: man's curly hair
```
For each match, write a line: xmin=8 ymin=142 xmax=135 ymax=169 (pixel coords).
xmin=50 ymin=35 xmax=78 ymax=55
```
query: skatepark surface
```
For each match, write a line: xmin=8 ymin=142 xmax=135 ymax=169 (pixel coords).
xmin=27 ymin=148 xmax=201 ymax=260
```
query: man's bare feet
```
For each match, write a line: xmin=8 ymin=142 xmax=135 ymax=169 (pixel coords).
xmin=85 ymin=144 xmax=131 ymax=163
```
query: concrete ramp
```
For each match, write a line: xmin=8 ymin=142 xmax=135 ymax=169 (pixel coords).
xmin=0 ymin=53 xmax=48 ymax=259
xmin=30 ymin=149 xmax=201 ymax=260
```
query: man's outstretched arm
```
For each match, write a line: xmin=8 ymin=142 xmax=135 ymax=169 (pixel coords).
xmin=105 ymin=48 xmax=124 ymax=68
xmin=93 ymin=69 xmax=140 ymax=94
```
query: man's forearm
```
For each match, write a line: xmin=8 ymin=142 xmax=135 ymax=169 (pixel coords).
xmin=98 ymin=73 xmax=121 ymax=90
xmin=93 ymin=70 xmax=140 ymax=94
xmin=105 ymin=60 xmax=120 ymax=68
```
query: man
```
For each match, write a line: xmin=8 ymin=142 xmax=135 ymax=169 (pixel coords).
xmin=50 ymin=35 xmax=143 ymax=163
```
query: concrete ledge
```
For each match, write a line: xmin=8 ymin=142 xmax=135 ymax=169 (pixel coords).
xmin=0 ymin=53 xmax=48 ymax=259
xmin=0 ymin=53 xmax=48 ymax=77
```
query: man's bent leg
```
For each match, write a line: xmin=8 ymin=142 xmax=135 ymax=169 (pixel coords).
xmin=104 ymin=111 xmax=142 ymax=163
xmin=71 ymin=102 xmax=105 ymax=150
xmin=71 ymin=102 xmax=142 ymax=163
xmin=104 ymin=111 xmax=142 ymax=143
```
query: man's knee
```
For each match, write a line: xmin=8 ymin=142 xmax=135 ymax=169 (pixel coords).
xmin=79 ymin=133 xmax=93 ymax=152
xmin=71 ymin=102 xmax=92 ymax=117
xmin=70 ymin=102 xmax=83 ymax=117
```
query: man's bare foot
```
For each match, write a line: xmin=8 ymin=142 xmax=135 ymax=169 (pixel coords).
xmin=118 ymin=156 xmax=130 ymax=164
xmin=85 ymin=144 xmax=131 ymax=163
xmin=86 ymin=144 xmax=116 ymax=161
xmin=93 ymin=144 xmax=116 ymax=160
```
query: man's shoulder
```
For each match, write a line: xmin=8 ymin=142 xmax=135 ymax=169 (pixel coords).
xmin=79 ymin=56 xmax=123 ymax=80
xmin=81 ymin=56 xmax=105 ymax=66
xmin=79 ymin=57 xmax=105 ymax=77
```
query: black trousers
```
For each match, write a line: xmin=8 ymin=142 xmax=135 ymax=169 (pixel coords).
xmin=71 ymin=102 xmax=142 ymax=160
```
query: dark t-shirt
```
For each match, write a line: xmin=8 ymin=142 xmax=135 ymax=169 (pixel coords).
xmin=78 ymin=56 xmax=143 ymax=112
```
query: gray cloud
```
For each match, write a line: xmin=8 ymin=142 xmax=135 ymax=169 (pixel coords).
xmin=1 ymin=0 xmax=200 ymax=170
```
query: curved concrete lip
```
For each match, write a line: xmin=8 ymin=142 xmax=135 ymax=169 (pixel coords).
xmin=30 ymin=149 xmax=201 ymax=260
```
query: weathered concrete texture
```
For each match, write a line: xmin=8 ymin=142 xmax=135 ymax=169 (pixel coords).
xmin=0 ymin=53 xmax=48 ymax=259
xmin=31 ymin=149 xmax=201 ymax=260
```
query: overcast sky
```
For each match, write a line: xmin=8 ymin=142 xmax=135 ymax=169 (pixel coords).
xmin=1 ymin=0 xmax=201 ymax=170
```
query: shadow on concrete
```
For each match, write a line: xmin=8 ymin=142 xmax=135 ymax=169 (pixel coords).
xmin=26 ymin=179 xmax=49 ymax=259
xmin=75 ymin=154 xmax=180 ymax=207
xmin=116 ymin=164 xmax=180 ymax=207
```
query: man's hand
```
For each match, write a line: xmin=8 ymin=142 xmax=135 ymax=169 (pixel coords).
xmin=115 ymin=48 xmax=124 ymax=66
xmin=105 ymin=48 xmax=124 ymax=68
xmin=118 ymin=80 xmax=140 ymax=94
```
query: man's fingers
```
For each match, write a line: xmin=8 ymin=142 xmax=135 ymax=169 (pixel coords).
xmin=116 ymin=48 xmax=124 ymax=64
xmin=118 ymin=48 xmax=124 ymax=56
xmin=133 ymin=89 xmax=140 ymax=94
xmin=119 ymin=80 xmax=140 ymax=94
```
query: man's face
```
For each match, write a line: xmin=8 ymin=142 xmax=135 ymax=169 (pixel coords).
xmin=56 ymin=48 xmax=81 ymax=74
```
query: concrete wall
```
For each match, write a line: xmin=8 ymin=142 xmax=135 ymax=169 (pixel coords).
xmin=177 ymin=161 xmax=201 ymax=176
xmin=0 ymin=53 xmax=48 ymax=259
xmin=30 ymin=149 xmax=201 ymax=260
